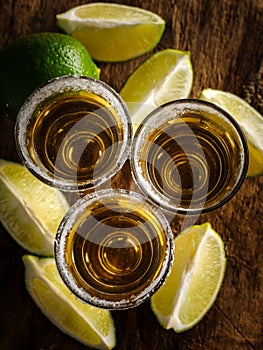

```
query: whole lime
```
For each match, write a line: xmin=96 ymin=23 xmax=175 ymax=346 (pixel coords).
xmin=0 ymin=32 xmax=100 ymax=120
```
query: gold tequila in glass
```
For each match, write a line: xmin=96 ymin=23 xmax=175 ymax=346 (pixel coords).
xmin=54 ymin=189 xmax=174 ymax=309
xmin=131 ymin=99 xmax=248 ymax=214
xmin=15 ymin=75 xmax=131 ymax=191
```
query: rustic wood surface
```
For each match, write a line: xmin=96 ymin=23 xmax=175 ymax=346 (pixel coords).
xmin=0 ymin=0 xmax=262 ymax=349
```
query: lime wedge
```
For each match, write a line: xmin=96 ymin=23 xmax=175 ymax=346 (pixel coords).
xmin=151 ymin=223 xmax=226 ymax=332
xmin=120 ymin=49 xmax=193 ymax=132
xmin=0 ymin=159 xmax=69 ymax=255
xmin=199 ymin=88 xmax=263 ymax=177
xmin=56 ymin=3 xmax=165 ymax=62
xmin=23 ymin=255 xmax=116 ymax=349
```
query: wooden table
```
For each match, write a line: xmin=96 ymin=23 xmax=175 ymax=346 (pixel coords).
xmin=0 ymin=1 xmax=262 ymax=349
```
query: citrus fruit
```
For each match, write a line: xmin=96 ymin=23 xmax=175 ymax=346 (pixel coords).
xmin=199 ymin=88 xmax=263 ymax=177
xmin=56 ymin=3 xmax=165 ymax=62
xmin=0 ymin=32 xmax=99 ymax=119
xmin=120 ymin=49 xmax=193 ymax=132
xmin=0 ymin=159 xmax=69 ymax=255
xmin=23 ymin=255 xmax=116 ymax=349
xmin=151 ymin=223 xmax=226 ymax=332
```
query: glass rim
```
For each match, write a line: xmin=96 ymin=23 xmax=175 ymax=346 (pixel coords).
xmin=54 ymin=188 xmax=174 ymax=310
xmin=130 ymin=98 xmax=249 ymax=215
xmin=15 ymin=75 xmax=132 ymax=192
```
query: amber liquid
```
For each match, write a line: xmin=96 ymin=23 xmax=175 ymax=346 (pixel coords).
xmin=27 ymin=91 xmax=123 ymax=187
xmin=64 ymin=197 xmax=169 ymax=304
xmin=139 ymin=115 xmax=241 ymax=210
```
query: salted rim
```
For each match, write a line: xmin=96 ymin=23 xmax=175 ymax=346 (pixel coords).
xmin=15 ymin=75 xmax=132 ymax=192
xmin=54 ymin=189 xmax=174 ymax=310
xmin=130 ymin=99 xmax=249 ymax=215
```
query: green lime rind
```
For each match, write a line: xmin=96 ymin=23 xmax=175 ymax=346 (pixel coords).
xmin=0 ymin=33 xmax=99 ymax=119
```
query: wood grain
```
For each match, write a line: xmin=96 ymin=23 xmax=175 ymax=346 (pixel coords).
xmin=0 ymin=1 xmax=263 ymax=349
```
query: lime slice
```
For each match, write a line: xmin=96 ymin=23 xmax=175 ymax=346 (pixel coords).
xmin=151 ymin=223 xmax=226 ymax=332
xmin=0 ymin=159 xmax=69 ymax=255
xmin=199 ymin=88 xmax=263 ymax=177
xmin=120 ymin=49 xmax=193 ymax=132
xmin=23 ymin=255 xmax=116 ymax=349
xmin=56 ymin=3 xmax=165 ymax=62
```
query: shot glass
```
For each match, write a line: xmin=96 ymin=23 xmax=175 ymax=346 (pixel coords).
xmin=54 ymin=189 xmax=174 ymax=310
xmin=131 ymin=99 xmax=248 ymax=214
xmin=15 ymin=75 xmax=132 ymax=191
